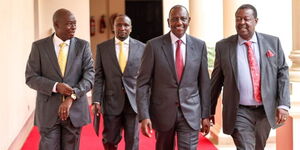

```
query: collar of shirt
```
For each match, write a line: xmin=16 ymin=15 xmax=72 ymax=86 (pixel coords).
xmin=115 ymin=37 xmax=130 ymax=45
xmin=170 ymin=32 xmax=187 ymax=65
xmin=53 ymin=33 xmax=70 ymax=57
xmin=170 ymin=32 xmax=186 ymax=45
xmin=114 ymin=37 xmax=130 ymax=60
xmin=238 ymin=32 xmax=258 ymax=46
xmin=236 ymin=32 xmax=261 ymax=106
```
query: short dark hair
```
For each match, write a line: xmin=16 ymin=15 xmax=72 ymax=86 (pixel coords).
xmin=114 ymin=14 xmax=132 ymax=25
xmin=235 ymin=4 xmax=257 ymax=18
xmin=168 ymin=5 xmax=189 ymax=18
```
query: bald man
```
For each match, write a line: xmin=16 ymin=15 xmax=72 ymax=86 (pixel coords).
xmin=25 ymin=8 xmax=94 ymax=150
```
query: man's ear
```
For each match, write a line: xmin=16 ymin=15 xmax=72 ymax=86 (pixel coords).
xmin=167 ymin=18 xmax=170 ymax=27
xmin=255 ymin=18 xmax=258 ymax=24
xmin=54 ymin=22 xmax=59 ymax=29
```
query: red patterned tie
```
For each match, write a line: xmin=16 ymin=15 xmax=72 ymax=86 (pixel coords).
xmin=244 ymin=41 xmax=262 ymax=103
xmin=176 ymin=40 xmax=184 ymax=81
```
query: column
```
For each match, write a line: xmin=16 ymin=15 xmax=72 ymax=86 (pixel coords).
xmin=223 ymin=0 xmax=240 ymax=38
xmin=189 ymin=0 xmax=223 ymax=46
xmin=289 ymin=0 xmax=300 ymax=82
xmin=205 ymin=0 xmax=240 ymax=147
xmin=277 ymin=0 xmax=300 ymax=150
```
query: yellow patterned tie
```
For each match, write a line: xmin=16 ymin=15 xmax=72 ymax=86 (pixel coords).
xmin=118 ymin=41 xmax=127 ymax=73
xmin=58 ymin=43 xmax=67 ymax=76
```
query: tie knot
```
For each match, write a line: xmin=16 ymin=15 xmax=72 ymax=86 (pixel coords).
xmin=244 ymin=41 xmax=252 ymax=47
xmin=176 ymin=40 xmax=182 ymax=45
xmin=119 ymin=41 xmax=124 ymax=46
xmin=59 ymin=43 xmax=66 ymax=48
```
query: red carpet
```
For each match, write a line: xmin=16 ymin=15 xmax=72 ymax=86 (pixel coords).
xmin=22 ymin=116 xmax=217 ymax=150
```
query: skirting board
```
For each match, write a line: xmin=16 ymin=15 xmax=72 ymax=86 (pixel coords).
xmin=8 ymin=111 xmax=35 ymax=150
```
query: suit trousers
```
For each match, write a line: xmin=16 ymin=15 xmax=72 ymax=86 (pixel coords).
xmin=155 ymin=107 xmax=199 ymax=150
xmin=231 ymin=105 xmax=271 ymax=150
xmin=102 ymin=97 xmax=139 ymax=150
xmin=38 ymin=118 xmax=82 ymax=150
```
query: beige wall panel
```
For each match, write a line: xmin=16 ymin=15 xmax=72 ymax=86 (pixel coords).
xmin=38 ymin=0 xmax=90 ymax=41
xmin=0 ymin=0 xmax=36 ymax=149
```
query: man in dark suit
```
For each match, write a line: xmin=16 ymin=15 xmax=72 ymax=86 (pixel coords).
xmin=25 ymin=9 xmax=95 ymax=150
xmin=210 ymin=4 xmax=290 ymax=150
xmin=136 ymin=5 xmax=211 ymax=150
xmin=92 ymin=15 xmax=145 ymax=150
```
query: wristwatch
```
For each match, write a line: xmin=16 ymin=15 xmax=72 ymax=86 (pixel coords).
xmin=70 ymin=93 xmax=77 ymax=100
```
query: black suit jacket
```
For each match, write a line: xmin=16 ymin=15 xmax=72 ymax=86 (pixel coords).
xmin=25 ymin=34 xmax=95 ymax=128
xmin=92 ymin=37 xmax=145 ymax=115
xmin=136 ymin=33 xmax=211 ymax=131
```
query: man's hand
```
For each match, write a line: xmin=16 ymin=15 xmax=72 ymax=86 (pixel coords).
xmin=200 ymin=118 xmax=210 ymax=136
xmin=276 ymin=108 xmax=289 ymax=125
xmin=56 ymin=83 xmax=73 ymax=96
xmin=58 ymin=97 xmax=73 ymax=120
xmin=141 ymin=119 xmax=153 ymax=138
xmin=91 ymin=103 xmax=101 ymax=116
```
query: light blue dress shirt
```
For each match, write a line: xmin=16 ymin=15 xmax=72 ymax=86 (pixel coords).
xmin=237 ymin=33 xmax=262 ymax=106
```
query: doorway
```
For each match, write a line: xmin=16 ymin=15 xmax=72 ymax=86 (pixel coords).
xmin=125 ymin=0 xmax=163 ymax=43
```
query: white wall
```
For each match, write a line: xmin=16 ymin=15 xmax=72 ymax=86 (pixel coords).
xmin=251 ymin=0 xmax=292 ymax=65
xmin=0 ymin=0 xmax=36 ymax=149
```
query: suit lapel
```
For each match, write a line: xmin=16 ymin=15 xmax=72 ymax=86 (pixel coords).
xmin=256 ymin=32 xmax=266 ymax=80
xmin=44 ymin=35 xmax=62 ymax=77
xmin=229 ymin=35 xmax=239 ymax=87
xmin=182 ymin=35 xmax=195 ymax=83
xmin=108 ymin=39 xmax=122 ymax=74
xmin=124 ymin=38 xmax=138 ymax=74
xmin=161 ymin=33 xmax=178 ymax=82
xmin=64 ymin=38 xmax=78 ymax=77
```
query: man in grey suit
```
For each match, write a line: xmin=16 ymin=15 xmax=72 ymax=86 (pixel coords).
xmin=136 ymin=5 xmax=211 ymax=150
xmin=25 ymin=9 xmax=94 ymax=150
xmin=92 ymin=15 xmax=145 ymax=150
xmin=210 ymin=4 xmax=290 ymax=150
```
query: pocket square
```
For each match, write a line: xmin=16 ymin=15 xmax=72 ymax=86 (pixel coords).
xmin=266 ymin=50 xmax=275 ymax=57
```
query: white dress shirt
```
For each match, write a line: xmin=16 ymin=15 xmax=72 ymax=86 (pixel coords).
xmin=115 ymin=37 xmax=130 ymax=61
xmin=170 ymin=32 xmax=186 ymax=65
xmin=52 ymin=34 xmax=71 ymax=93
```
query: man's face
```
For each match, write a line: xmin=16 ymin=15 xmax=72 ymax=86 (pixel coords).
xmin=113 ymin=16 xmax=132 ymax=41
xmin=168 ymin=7 xmax=190 ymax=38
xmin=235 ymin=8 xmax=258 ymax=40
xmin=55 ymin=13 xmax=76 ymax=41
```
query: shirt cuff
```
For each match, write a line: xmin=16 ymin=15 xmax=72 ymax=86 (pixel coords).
xmin=278 ymin=105 xmax=289 ymax=111
xmin=52 ymin=82 xmax=58 ymax=93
